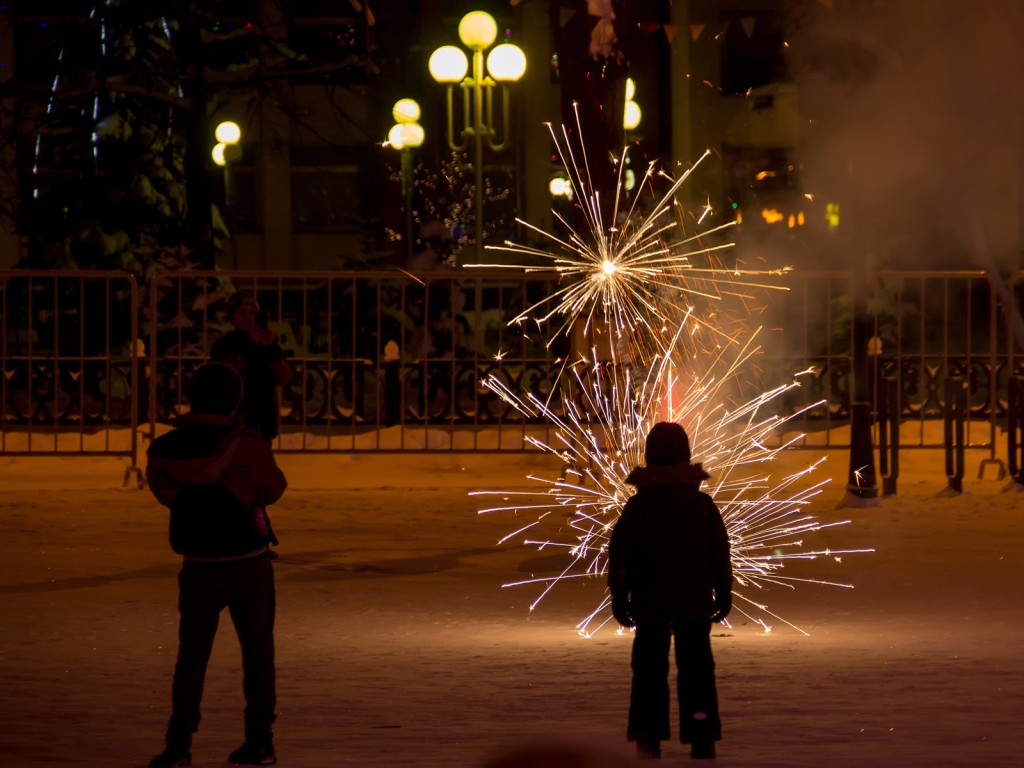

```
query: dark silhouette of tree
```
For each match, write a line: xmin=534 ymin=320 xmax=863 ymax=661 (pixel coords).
xmin=0 ymin=0 xmax=381 ymax=276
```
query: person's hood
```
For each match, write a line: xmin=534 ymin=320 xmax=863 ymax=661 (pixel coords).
xmin=150 ymin=413 xmax=244 ymax=486
xmin=625 ymin=461 xmax=711 ymax=488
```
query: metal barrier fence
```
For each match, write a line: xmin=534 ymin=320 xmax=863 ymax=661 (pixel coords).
xmin=758 ymin=270 xmax=1001 ymax=454
xmin=1 ymin=268 xmax=1018 ymax=466
xmin=146 ymin=269 xmax=1005 ymax=455
xmin=147 ymin=270 xmax=570 ymax=452
xmin=0 ymin=270 xmax=141 ymax=482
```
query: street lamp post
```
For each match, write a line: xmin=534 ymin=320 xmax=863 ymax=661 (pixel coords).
xmin=429 ymin=11 xmax=526 ymax=263
xmin=212 ymin=120 xmax=242 ymax=269
xmin=844 ymin=158 xmax=880 ymax=505
xmin=385 ymin=99 xmax=425 ymax=260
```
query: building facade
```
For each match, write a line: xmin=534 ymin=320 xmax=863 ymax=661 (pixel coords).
xmin=8 ymin=2 xmax=1013 ymax=275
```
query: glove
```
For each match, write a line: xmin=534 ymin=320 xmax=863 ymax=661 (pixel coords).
xmin=611 ymin=595 xmax=635 ymax=628
xmin=710 ymin=590 xmax=732 ymax=623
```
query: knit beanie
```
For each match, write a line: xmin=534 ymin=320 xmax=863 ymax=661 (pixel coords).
xmin=189 ymin=362 xmax=244 ymax=415
xmin=644 ymin=421 xmax=691 ymax=466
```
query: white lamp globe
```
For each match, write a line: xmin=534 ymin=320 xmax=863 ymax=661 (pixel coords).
xmin=624 ymin=100 xmax=641 ymax=130
xmin=215 ymin=121 xmax=241 ymax=145
xmin=487 ymin=43 xmax=526 ymax=82
xmin=458 ymin=11 xmax=498 ymax=50
xmin=212 ymin=143 xmax=227 ymax=166
xmin=388 ymin=122 xmax=425 ymax=150
xmin=398 ymin=122 xmax=425 ymax=148
xmin=429 ymin=45 xmax=469 ymax=83
xmin=625 ymin=78 xmax=636 ymax=101
xmin=388 ymin=124 xmax=407 ymax=149
xmin=392 ymin=99 xmax=421 ymax=124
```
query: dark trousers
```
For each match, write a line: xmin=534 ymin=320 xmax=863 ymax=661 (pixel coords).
xmin=628 ymin=617 xmax=721 ymax=744
xmin=165 ymin=557 xmax=276 ymax=748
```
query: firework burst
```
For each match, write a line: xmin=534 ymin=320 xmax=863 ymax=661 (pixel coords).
xmin=474 ymin=322 xmax=871 ymax=636
xmin=472 ymin=119 xmax=870 ymax=636
xmin=470 ymin=118 xmax=792 ymax=363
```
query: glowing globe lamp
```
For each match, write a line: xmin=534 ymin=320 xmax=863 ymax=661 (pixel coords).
xmin=459 ymin=11 xmax=498 ymax=50
xmin=388 ymin=122 xmax=425 ymax=150
xmin=429 ymin=45 xmax=469 ymax=83
xmin=624 ymin=100 xmax=641 ymax=131
xmin=487 ymin=44 xmax=527 ymax=82
xmin=392 ymin=98 xmax=421 ymax=124
xmin=215 ymin=121 xmax=241 ymax=145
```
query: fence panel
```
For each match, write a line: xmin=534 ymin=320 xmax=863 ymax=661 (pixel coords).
xmin=0 ymin=271 xmax=140 ymax=474
xmin=145 ymin=268 xmax=1007 ymax=455
xmin=758 ymin=270 xmax=1000 ymax=452
xmin=147 ymin=271 xmax=571 ymax=452
xmin=0 ymin=267 xmax=1010 ymax=467
xmin=0 ymin=269 xmax=1005 ymax=460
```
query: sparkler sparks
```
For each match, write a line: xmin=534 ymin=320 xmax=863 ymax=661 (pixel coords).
xmin=469 ymin=117 xmax=793 ymax=364
xmin=471 ymin=121 xmax=870 ymax=636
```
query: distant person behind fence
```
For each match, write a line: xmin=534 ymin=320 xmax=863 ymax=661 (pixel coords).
xmin=145 ymin=362 xmax=287 ymax=768
xmin=211 ymin=292 xmax=293 ymax=442
xmin=607 ymin=421 xmax=733 ymax=760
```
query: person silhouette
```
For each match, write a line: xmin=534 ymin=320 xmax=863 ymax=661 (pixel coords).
xmin=607 ymin=422 xmax=732 ymax=760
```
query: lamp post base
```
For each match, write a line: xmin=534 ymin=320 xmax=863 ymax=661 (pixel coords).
xmin=838 ymin=490 xmax=882 ymax=509
xmin=843 ymin=400 xmax=879 ymax=506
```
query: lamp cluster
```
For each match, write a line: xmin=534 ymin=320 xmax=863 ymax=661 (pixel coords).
xmin=212 ymin=121 xmax=242 ymax=166
xmin=428 ymin=12 xmax=526 ymax=86
xmin=387 ymin=98 xmax=424 ymax=150
xmin=426 ymin=10 xmax=527 ymax=262
xmin=428 ymin=11 xmax=526 ymax=154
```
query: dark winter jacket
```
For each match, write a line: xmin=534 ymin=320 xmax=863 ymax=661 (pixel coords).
xmin=210 ymin=330 xmax=289 ymax=440
xmin=146 ymin=413 xmax=287 ymax=559
xmin=608 ymin=462 xmax=732 ymax=622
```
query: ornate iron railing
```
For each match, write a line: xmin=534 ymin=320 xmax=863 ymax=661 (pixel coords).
xmin=3 ymin=268 xmax=1021 ymax=461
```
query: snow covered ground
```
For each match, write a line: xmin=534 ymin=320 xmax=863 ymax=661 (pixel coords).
xmin=1 ymin=446 xmax=1022 ymax=767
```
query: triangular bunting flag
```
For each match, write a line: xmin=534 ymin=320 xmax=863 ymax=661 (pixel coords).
xmin=560 ymin=7 xmax=575 ymax=27
xmin=740 ymin=16 xmax=756 ymax=38
xmin=663 ymin=24 xmax=679 ymax=44
xmin=640 ymin=22 xmax=660 ymax=34
xmin=689 ymin=23 xmax=704 ymax=41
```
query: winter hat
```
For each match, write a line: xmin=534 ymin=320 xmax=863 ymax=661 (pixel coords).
xmin=225 ymin=291 xmax=260 ymax=320
xmin=189 ymin=362 xmax=244 ymax=415
xmin=644 ymin=421 xmax=691 ymax=466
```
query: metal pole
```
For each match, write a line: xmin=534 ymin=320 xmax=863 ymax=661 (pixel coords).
xmin=845 ymin=158 xmax=879 ymax=501
xmin=224 ymin=163 xmax=237 ymax=270
xmin=472 ymin=48 xmax=485 ymax=264
xmin=402 ymin=148 xmax=414 ymax=260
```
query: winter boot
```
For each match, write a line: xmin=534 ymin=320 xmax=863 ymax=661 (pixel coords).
xmin=147 ymin=746 xmax=192 ymax=768
xmin=690 ymin=738 xmax=716 ymax=759
xmin=228 ymin=736 xmax=277 ymax=766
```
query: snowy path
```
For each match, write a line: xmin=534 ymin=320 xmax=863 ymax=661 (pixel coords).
xmin=1 ymin=452 xmax=1022 ymax=767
